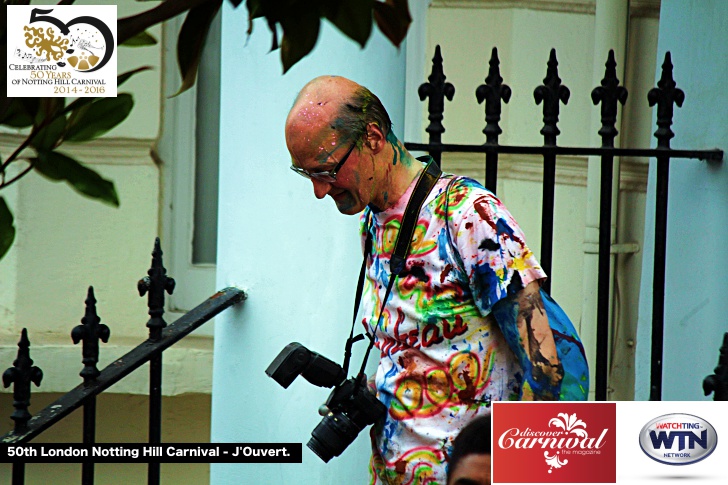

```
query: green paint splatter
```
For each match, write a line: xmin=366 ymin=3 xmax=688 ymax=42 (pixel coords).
xmin=386 ymin=130 xmax=407 ymax=166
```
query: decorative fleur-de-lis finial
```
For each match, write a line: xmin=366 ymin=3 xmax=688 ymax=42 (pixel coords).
xmin=591 ymin=50 xmax=628 ymax=147
xmin=648 ymin=52 xmax=685 ymax=148
xmin=534 ymin=49 xmax=570 ymax=146
xmin=71 ymin=286 xmax=111 ymax=383
xmin=2 ymin=328 xmax=43 ymax=431
xmin=418 ymin=45 xmax=455 ymax=147
xmin=138 ymin=237 xmax=175 ymax=340
xmin=703 ymin=332 xmax=728 ymax=401
xmin=476 ymin=47 xmax=512 ymax=144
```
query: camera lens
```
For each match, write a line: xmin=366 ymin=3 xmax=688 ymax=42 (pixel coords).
xmin=307 ymin=412 xmax=361 ymax=463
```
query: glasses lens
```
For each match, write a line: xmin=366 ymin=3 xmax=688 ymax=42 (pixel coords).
xmin=309 ymin=172 xmax=337 ymax=183
xmin=290 ymin=165 xmax=336 ymax=183
xmin=290 ymin=165 xmax=312 ymax=179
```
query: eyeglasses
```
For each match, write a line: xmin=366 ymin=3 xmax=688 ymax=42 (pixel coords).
xmin=290 ymin=138 xmax=358 ymax=183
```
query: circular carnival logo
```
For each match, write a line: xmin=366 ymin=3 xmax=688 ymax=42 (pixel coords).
xmin=22 ymin=8 xmax=114 ymax=73
xmin=638 ymin=413 xmax=718 ymax=466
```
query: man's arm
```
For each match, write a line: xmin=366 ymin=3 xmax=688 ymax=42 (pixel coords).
xmin=492 ymin=280 xmax=564 ymax=400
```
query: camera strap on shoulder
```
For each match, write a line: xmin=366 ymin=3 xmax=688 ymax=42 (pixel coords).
xmin=343 ymin=157 xmax=442 ymax=379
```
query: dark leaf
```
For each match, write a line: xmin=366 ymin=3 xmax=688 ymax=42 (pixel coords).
xmin=267 ymin=18 xmax=279 ymax=52
xmin=173 ymin=0 xmax=223 ymax=97
xmin=66 ymin=49 xmax=75 ymax=54
xmin=324 ymin=0 xmax=374 ymax=48
xmin=62 ymin=96 xmax=96 ymax=117
xmin=117 ymin=66 xmax=153 ymax=87
xmin=57 ymin=62 xmax=66 ymax=67
xmin=34 ymin=98 xmax=65 ymax=128
xmin=121 ymin=30 xmax=158 ymax=47
xmin=30 ymin=115 xmax=67 ymax=151
xmin=0 ymin=197 xmax=16 ymax=263
xmin=64 ymin=94 xmax=134 ymax=142
xmin=61 ymin=68 xmax=149 ymax=118
xmin=34 ymin=150 xmax=119 ymax=207
xmin=280 ymin=10 xmax=321 ymax=73
xmin=246 ymin=0 xmax=264 ymax=21
xmin=373 ymin=0 xmax=411 ymax=47
xmin=1 ymin=98 xmax=40 ymax=128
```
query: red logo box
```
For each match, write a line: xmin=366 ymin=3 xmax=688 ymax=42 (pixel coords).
xmin=492 ymin=402 xmax=616 ymax=483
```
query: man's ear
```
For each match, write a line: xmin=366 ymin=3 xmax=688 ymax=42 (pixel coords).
xmin=364 ymin=122 xmax=386 ymax=154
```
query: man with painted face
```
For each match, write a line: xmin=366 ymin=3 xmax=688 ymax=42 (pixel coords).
xmin=285 ymin=76 xmax=588 ymax=484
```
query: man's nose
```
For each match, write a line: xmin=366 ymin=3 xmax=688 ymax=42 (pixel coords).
xmin=311 ymin=179 xmax=331 ymax=199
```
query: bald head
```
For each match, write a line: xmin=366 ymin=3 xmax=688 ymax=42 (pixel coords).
xmin=285 ymin=76 xmax=418 ymax=215
xmin=286 ymin=75 xmax=393 ymax=153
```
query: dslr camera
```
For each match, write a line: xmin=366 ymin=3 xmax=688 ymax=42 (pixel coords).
xmin=265 ymin=342 xmax=386 ymax=462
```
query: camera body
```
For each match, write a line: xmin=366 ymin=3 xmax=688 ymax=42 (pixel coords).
xmin=266 ymin=342 xmax=386 ymax=462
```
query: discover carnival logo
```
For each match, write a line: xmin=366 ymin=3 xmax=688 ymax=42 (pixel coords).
xmin=6 ymin=5 xmax=117 ymax=98
xmin=492 ymin=402 xmax=616 ymax=483
xmin=639 ymin=413 xmax=718 ymax=465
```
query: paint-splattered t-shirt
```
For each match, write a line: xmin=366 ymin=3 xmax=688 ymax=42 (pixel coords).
xmin=360 ymin=170 xmax=587 ymax=485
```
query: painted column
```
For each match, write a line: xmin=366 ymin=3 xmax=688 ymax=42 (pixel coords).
xmin=212 ymin=4 xmax=406 ymax=484
xmin=634 ymin=0 xmax=728 ymax=400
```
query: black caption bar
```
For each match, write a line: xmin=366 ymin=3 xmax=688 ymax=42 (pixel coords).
xmin=0 ymin=443 xmax=302 ymax=464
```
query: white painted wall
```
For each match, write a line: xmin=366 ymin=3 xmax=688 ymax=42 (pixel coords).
xmin=635 ymin=0 xmax=728 ymax=401
xmin=211 ymin=4 xmax=407 ymax=483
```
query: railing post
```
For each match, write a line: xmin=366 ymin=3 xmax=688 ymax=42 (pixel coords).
xmin=476 ymin=47 xmax=511 ymax=194
xmin=703 ymin=333 xmax=728 ymax=401
xmin=418 ymin=45 xmax=455 ymax=167
xmin=590 ymin=50 xmax=628 ymax=401
xmin=2 ymin=328 xmax=43 ymax=485
xmin=647 ymin=52 xmax=684 ymax=401
xmin=138 ymin=237 xmax=175 ymax=485
xmin=71 ymin=286 xmax=110 ymax=485
xmin=534 ymin=48 xmax=570 ymax=294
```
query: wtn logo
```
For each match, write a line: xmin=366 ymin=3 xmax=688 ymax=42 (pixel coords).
xmin=649 ymin=430 xmax=707 ymax=451
xmin=639 ymin=414 xmax=717 ymax=465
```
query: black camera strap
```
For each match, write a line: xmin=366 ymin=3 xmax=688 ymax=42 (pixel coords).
xmin=343 ymin=157 xmax=442 ymax=379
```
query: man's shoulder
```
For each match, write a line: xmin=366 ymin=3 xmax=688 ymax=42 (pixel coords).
xmin=434 ymin=174 xmax=496 ymax=211
xmin=440 ymin=174 xmax=491 ymax=197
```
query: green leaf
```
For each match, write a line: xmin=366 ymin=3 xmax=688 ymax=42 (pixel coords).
xmin=0 ymin=197 xmax=16 ymax=263
xmin=373 ymin=0 xmax=411 ymax=47
xmin=60 ymin=68 xmax=150 ymax=118
xmin=280 ymin=10 xmax=321 ymax=74
xmin=324 ymin=0 xmax=374 ymax=48
xmin=1 ymin=98 xmax=40 ymax=128
xmin=246 ymin=0 xmax=263 ymax=38
xmin=118 ymin=66 xmax=153 ymax=88
xmin=34 ymin=98 xmax=65 ymax=127
xmin=34 ymin=151 xmax=119 ymax=207
xmin=64 ymin=94 xmax=134 ymax=142
xmin=30 ymin=115 xmax=67 ymax=151
xmin=121 ymin=30 xmax=158 ymax=47
xmin=173 ymin=0 xmax=223 ymax=97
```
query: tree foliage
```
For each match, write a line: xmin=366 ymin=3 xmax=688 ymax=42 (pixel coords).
xmin=0 ymin=0 xmax=412 ymax=261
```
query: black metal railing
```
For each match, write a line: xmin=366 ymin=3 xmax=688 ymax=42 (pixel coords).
xmin=406 ymin=46 xmax=723 ymax=402
xmin=2 ymin=238 xmax=246 ymax=484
